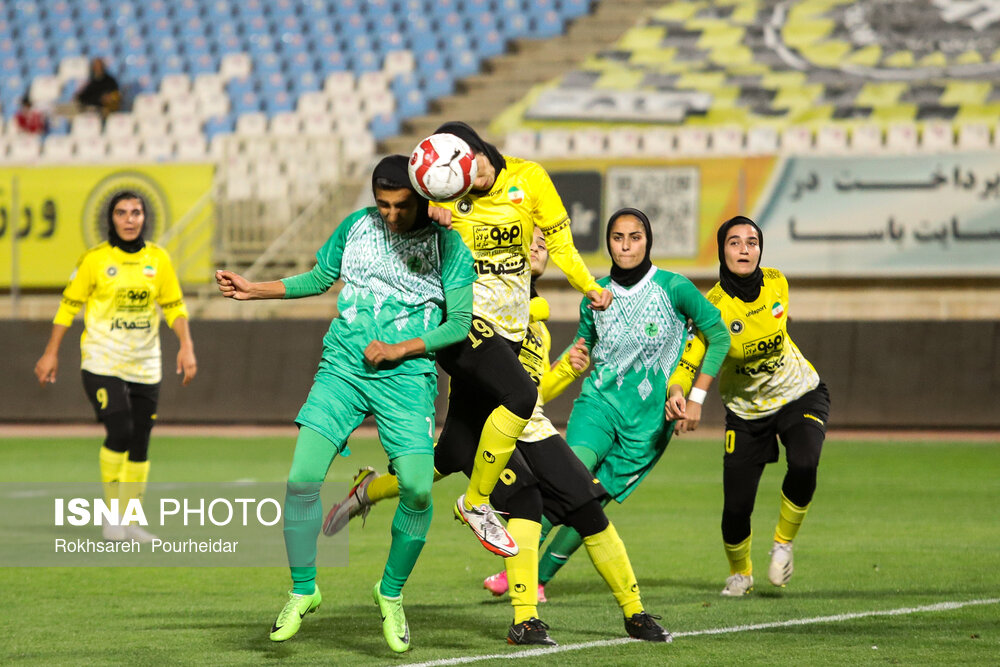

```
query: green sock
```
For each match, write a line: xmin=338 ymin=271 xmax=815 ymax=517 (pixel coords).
xmin=380 ymin=453 xmax=434 ymax=598
xmin=539 ymin=525 xmax=584 ymax=585
xmin=284 ymin=427 xmax=341 ymax=595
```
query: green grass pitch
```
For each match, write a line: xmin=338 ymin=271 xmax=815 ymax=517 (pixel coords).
xmin=1 ymin=433 xmax=998 ymax=665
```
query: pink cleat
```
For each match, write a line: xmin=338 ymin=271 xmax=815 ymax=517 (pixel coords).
xmin=483 ymin=570 xmax=508 ymax=596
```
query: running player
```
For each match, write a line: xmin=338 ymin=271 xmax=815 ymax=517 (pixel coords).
xmin=665 ymin=215 xmax=830 ymax=597
xmin=215 ymin=155 xmax=476 ymax=653
xmin=426 ymin=122 xmax=611 ymax=557
xmin=324 ymin=226 xmax=672 ymax=646
xmin=533 ymin=208 xmax=730 ymax=590
xmin=35 ymin=191 xmax=197 ymax=543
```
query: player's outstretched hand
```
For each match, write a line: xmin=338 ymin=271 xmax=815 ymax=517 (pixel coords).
xmin=177 ymin=347 xmax=197 ymax=386
xmin=664 ymin=393 xmax=686 ymax=422
xmin=567 ymin=338 xmax=590 ymax=372
xmin=679 ymin=402 xmax=702 ymax=433
xmin=34 ymin=352 xmax=58 ymax=386
xmin=216 ymin=269 xmax=253 ymax=300
xmin=428 ymin=206 xmax=453 ymax=230
xmin=364 ymin=340 xmax=406 ymax=367
xmin=586 ymin=288 xmax=613 ymax=311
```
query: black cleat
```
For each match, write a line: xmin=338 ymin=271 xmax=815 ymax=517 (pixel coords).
xmin=625 ymin=612 xmax=673 ymax=642
xmin=507 ymin=617 xmax=558 ymax=646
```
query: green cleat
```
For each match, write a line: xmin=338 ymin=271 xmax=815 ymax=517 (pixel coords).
xmin=269 ymin=586 xmax=322 ymax=642
xmin=372 ymin=581 xmax=410 ymax=653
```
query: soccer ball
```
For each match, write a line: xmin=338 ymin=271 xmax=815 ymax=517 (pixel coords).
xmin=408 ymin=133 xmax=478 ymax=201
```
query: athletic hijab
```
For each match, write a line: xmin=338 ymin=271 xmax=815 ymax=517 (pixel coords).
xmin=434 ymin=121 xmax=506 ymax=178
xmin=606 ymin=207 xmax=653 ymax=287
xmin=717 ymin=215 xmax=764 ymax=303
xmin=106 ymin=191 xmax=146 ymax=253
xmin=371 ymin=154 xmax=431 ymax=230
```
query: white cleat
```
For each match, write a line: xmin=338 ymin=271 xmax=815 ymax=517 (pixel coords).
xmin=768 ymin=541 xmax=794 ymax=587
xmin=453 ymin=494 xmax=518 ymax=557
xmin=125 ymin=523 xmax=158 ymax=543
xmin=322 ymin=467 xmax=378 ymax=537
xmin=720 ymin=573 xmax=754 ymax=597
xmin=102 ymin=522 xmax=127 ymax=541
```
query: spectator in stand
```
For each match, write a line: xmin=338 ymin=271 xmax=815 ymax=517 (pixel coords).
xmin=74 ymin=58 xmax=121 ymax=118
xmin=14 ymin=94 xmax=48 ymax=134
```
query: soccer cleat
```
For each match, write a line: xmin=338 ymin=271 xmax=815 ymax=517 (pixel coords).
xmin=768 ymin=541 xmax=794 ymax=587
xmin=269 ymin=586 xmax=322 ymax=642
xmin=372 ymin=581 xmax=410 ymax=653
xmin=537 ymin=583 xmax=547 ymax=603
xmin=453 ymin=494 xmax=518 ymax=557
xmin=625 ymin=612 xmax=673 ymax=642
xmin=484 ymin=570 xmax=508 ymax=596
xmin=102 ymin=522 xmax=127 ymax=541
xmin=507 ymin=617 xmax=557 ymax=646
xmin=720 ymin=573 xmax=754 ymax=597
xmin=124 ymin=523 xmax=157 ymax=544
xmin=322 ymin=467 xmax=378 ymax=537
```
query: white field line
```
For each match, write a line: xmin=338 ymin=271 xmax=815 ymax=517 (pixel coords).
xmin=406 ymin=598 xmax=1000 ymax=667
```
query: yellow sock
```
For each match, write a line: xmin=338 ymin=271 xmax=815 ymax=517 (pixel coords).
xmin=584 ymin=523 xmax=643 ymax=618
xmin=465 ymin=406 xmax=527 ymax=508
xmin=366 ymin=469 xmax=444 ymax=503
xmin=506 ymin=518 xmax=541 ymax=624
xmin=774 ymin=491 xmax=810 ymax=543
xmin=99 ymin=447 xmax=126 ymax=506
xmin=724 ymin=534 xmax=752 ymax=576
xmin=119 ymin=459 xmax=150 ymax=506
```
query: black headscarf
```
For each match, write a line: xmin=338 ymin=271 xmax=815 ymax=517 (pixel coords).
xmin=717 ymin=215 xmax=764 ymax=303
xmin=371 ymin=154 xmax=431 ymax=231
xmin=106 ymin=191 xmax=146 ymax=253
xmin=434 ymin=121 xmax=506 ymax=182
xmin=606 ymin=207 xmax=653 ymax=287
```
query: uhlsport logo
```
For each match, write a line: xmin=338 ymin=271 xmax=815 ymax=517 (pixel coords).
xmin=483 ymin=451 xmax=496 ymax=463
xmin=82 ymin=171 xmax=170 ymax=247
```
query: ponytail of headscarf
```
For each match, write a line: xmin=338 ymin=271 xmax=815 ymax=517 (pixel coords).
xmin=717 ymin=215 xmax=764 ymax=302
xmin=606 ymin=207 xmax=653 ymax=287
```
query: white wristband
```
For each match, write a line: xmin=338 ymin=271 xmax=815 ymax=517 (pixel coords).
xmin=688 ymin=387 xmax=707 ymax=405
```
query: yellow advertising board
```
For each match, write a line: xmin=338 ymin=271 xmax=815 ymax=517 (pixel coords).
xmin=0 ymin=164 xmax=214 ymax=287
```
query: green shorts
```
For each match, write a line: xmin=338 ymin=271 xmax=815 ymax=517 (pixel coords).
xmin=295 ymin=361 xmax=437 ymax=460
xmin=565 ymin=395 xmax=674 ymax=503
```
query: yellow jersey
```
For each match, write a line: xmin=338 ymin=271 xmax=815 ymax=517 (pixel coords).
xmin=705 ymin=267 xmax=819 ymax=419
xmin=53 ymin=242 xmax=189 ymax=384
xmin=436 ymin=155 xmax=600 ymax=341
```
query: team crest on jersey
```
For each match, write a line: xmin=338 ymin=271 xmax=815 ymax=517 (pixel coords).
xmin=143 ymin=265 xmax=156 ymax=278
xmin=507 ymin=186 xmax=524 ymax=204
xmin=106 ymin=266 xmax=117 ymax=277
xmin=405 ymin=254 xmax=429 ymax=274
xmin=644 ymin=322 xmax=659 ymax=337
xmin=456 ymin=197 xmax=473 ymax=215
xmin=772 ymin=301 xmax=784 ymax=318
xmin=729 ymin=319 xmax=744 ymax=335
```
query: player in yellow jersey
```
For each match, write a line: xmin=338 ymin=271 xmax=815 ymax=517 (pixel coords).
xmin=34 ymin=191 xmax=197 ymax=542
xmin=425 ymin=122 xmax=611 ymax=557
xmin=666 ymin=216 xmax=830 ymax=596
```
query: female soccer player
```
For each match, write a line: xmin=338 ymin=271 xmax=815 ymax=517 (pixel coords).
xmin=216 ymin=156 xmax=475 ymax=652
xmin=34 ymin=191 xmax=197 ymax=543
xmin=426 ymin=121 xmax=610 ymax=557
xmin=533 ymin=208 xmax=730 ymax=588
xmin=666 ymin=215 xmax=831 ymax=596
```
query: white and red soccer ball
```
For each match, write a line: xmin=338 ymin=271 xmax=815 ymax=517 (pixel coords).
xmin=408 ymin=133 xmax=478 ymax=201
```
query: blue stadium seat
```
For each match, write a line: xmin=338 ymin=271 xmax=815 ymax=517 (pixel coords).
xmin=188 ymin=53 xmax=219 ymax=76
xmin=203 ymin=114 xmax=234 ymax=141
xmin=421 ymin=69 xmax=454 ymax=99
xmin=75 ymin=1 xmax=105 ymax=24
xmin=213 ymin=33 xmax=243 ymax=57
xmin=530 ymin=10 xmax=564 ymax=39
xmin=396 ymin=87 xmax=428 ymax=119
xmin=204 ymin=1 xmax=234 ymax=23
xmin=263 ymin=90 xmax=294 ymax=114
xmin=154 ymin=54 xmax=187 ymax=77
xmin=230 ymin=88 xmax=261 ymax=115
xmin=171 ymin=0 xmax=202 ymax=23
xmin=330 ymin=0 xmax=364 ymax=17
xmin=234 ymin=0 xmax=267 ymax=19
xmin=350 ymin=50 xmax=382 ymax=74
xmin=267 ymin=0 xmax=299 ymax=20
xmin=557 ymin=0 xmax=590 ymax=18
xmin=317 ymin=49 xmax=350 ymax=74
xmin=257 ymin=71 xmax=290 ymax=95
xmin=139 ymin=0 xmax=169 ymax=23
xmin=289 ymin=69 xmax=322 ymax=95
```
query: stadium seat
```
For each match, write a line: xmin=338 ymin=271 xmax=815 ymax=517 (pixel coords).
xmin=141 ymin=135 xmax=173 ymax=161
xmin=70 ymin=114 xmax=102 ymax=140
xmin=641 ymin=128 xmax=677 ymax=156
xmin=106 ymin=135 xmax=141 ymax=161
xmin=710 ymin=126 xmax=744 ymax=155
xmin=504 ymin=129 xmax=538 ymax=156
xmin=28 ymin=75 xmax=61 ymax=107
xmin=236 ymin=112 xmax=268 ymax=136
xmin=746 ymin=126 xmax=779 ymax=154
xmin=132 ymin=93 xmax=165 ymax=117
xmin=301 ymin=112 xmax=334 ymax=136
xmin=200 ymin=95 xmax=230 ymax=121
xmin=536 ymin=129 xmax=572 ymax=158
xmin=165 ymin=94 xmax=199 ymax=118
xmin=175 ymin=134 xmax=207 ymax=160
xmin=383 ymin=49 xmax=415 ymax=78
xmin=330 ymin=92 xmax=363 ymax=120
xmin=324 ymin=71 xmax=356 ymax=97
xmin=169 ymin=115 xmax=201 ymax=139
xmin=606 ymin=127 xmax=642 ymax=156
xmin=780 ymin=126 xmax=813 ymax=153
xmin=850 ymin=124 xmax=883 ymax=153
xmin=571 ymin=128 xmax=606 ymax=156
xmin=957 ymin=123 xmax=990 ymax=150
xmin=104 ymin=113 xmax=136 ymax=140
xmin=677 ymin=127 xmax=710 ymax=155
xmin=74 ymin=136 xmax=107 ymax=162
xmin=357 ymin=71 xmax=389 ymax=98
xmin=41 ymin=135 xmax=74 ymax=162
xmin=137 ymin=116 xmax=170 ymax=139
xmin=8 ymin=134 xmax=42 ymax=161
xmin=920 ymin=121 xmax=954 ymax=152
xmin=362 ymin=90 xmax=394 ymax=119
xmin=816 ymin=125 xmax=849 ymax=153
xmin=269 ymin=112 xmax=300 ymax=137
xmin=886 ymin=122 xmax=918 ymax=153
xmin=220 ymin=53 xmax=252 ymax=81
xmin=297 ymin=91 xmax=328 ymax=115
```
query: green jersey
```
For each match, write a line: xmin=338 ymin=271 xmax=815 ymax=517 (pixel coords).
xmin=575 ymin=267 xmax=727 ymax=431
xmin=287 ymin=208 xmax=476 ymax=378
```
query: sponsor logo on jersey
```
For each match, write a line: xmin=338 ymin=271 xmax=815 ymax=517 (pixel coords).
xmin=746 ymin=304 xmax=766 ymax=317
xmin=473 ymin=222 xmax=522 ymax=250
xmin=474 ymin=256 xmax=527 ymax=276
xmin=772 ymin=301 xmax=784 ymax=318
xmin=115 ymin=287 xmax=152 ymax=311
xmin=507 ymin=186 xmax=524 ymax=204
xmin=729 ymin=319 xmax=744 ymax=335
xmin=456 ymin=197 xmax=473 ymax=215
xmin=734 ymin=356 xmax=785 ymax=377
xmin=742 ymin=332 xmax=784 ymax=359
xmin=110 ymin=317 xmax=151 ymax=331
xmin=143 ymin=265 xmax=156 ymax=278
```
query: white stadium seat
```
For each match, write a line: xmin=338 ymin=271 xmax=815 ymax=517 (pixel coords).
xmin=71 ymin=113 xmax=102 ymax=139
xmin=75 ymin=136 xmax=107 ymax=162
xmin=141 ymin=136 xmax=173 ymax=160
xmin=324 ymin=71 xmax=356 ymax=97
xmin=571 ymin=128 xmax=606 ymax=156
xmin=640 ymin=128 xmax=676 ymax=156
xmin=302 ymin=112 xmax=335 ymax=136
xmin=104 ymin=113 xmax=136 ymax=140
xmin=886 ymin=122 xmax=918 ymax=153
xmin=362 ymin=90 xmax=394 ymax=118
xmin=8 ymin=134 xmax=41 ymax=161
xmin=136 ymin=116 xmax=169 ymax=138
xmin=160 ymin=74 xmax=191 ymax=98
xmin=746 ymin=126 xmax=779 ymax=154
xmin=711 ymin=126 xmax=744 ymax=155
xmin=57 ymin=55 xmax=90 ymax=84
xmin=41 ymin=135 xmax=74 ymax=162
xmin=383 ymin=50 xmax=415 ymax=78
xmin=357 ymin=71 xmax=389 ymax=98
xmin=220 ymin=53 xmax=252 ymax=81
xmin=269 ymin=112 xmax=301 ymax=137
xmin=780 ymin=126 xmax=813 ymax=153
xmin=536 ymin=129 xmax=572 ymax=158
xmin=29 ymin=75 xmax=61 ymax=106
xmin=199 ymin=95 xmax=230 ymax=121
xmin=920 ymin=121 xmax=954 ymax=152
xmin=503 ymin=130 xmax=538 ymax=157
xmin=816 ymin=125 xmax=848 ymax=153
xmin=958 ymin=123 xmax=990 ymax=150
xmin=106 ymin=135 xmax=141 ymax=161
xmin=850 ymin=124 xmax=883 ymax=153
xmin=169 ymin=114 xmax=201 ymax=139
xmin=236 ymin=112 xmax=268 ymax=137
xmin=165 ymin=94 xmax=199 ymax=118
xmin=297 ymin=91 xmax=329 ymax=115
xmin=677 ymin=127 xmax=710 ymax=154
xmin=175 ymin=135 xmax=207 ymax=160
xmin=132 ymin=93 xmax=165 ymax=117
xmin=329 ymin=92 xmax=363 ymax=119
xmin=606 ymin=127 xmax=642 ymax=156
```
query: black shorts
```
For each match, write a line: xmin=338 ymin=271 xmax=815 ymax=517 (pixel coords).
xmin=723 ymin=381 xmax=830 ymax=469
xmin=491 ymin=435 xmax=609 ymax=526
xmin=81 ymin=370 xmax=160 ymax=421
xmin=433 ymin=317 xmax=537 ymax=475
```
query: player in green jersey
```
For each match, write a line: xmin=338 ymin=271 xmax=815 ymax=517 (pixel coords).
xmin=216 ymin=155 xmax=476 ymax=653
